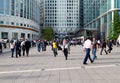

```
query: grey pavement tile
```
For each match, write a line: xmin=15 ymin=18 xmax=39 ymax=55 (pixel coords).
xmin=105 ymin=79 xmax=119 ymax=83
xmin=59 ymin=70 xmax=71 ymax=81
xmin=82 ymin=80 xmax=96 ymax=83
xmin=71 ymin=80 xmax=83 ymax=83
xmin=60 ymin=81 xmax=72 ymax=83
xmin=94 ymin=79 xmax=107 ymax=83
xmin=0 ymin=46 xmax=120 ymax=83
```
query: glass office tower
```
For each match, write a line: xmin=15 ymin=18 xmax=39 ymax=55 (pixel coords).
xmin=43 ymin=0 xmax=82 ymax=36
xmin=0 ymin=0 xmax=40 ymax=40
xmin=84 ymin=0 xmax=120 ymax=39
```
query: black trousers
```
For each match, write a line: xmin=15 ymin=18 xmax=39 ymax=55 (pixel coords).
xmin=63 ymin=48 xmax=68 ymax=60
xmin=16 ymin=49 xmax=21 ymax=58
xmin=53 ymin=48 xmax=58 ymax=57
xmin=25 ymin=48 xmax=30 ymax=56
xmin=100 ymin=47 xmax=107 ymax=55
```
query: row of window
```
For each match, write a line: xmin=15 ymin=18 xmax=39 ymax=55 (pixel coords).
xmin=45 ymin=10 xmax=78 ymax=12
xmin=45 ymin=17 xmax=78 ymax=19
xmin=0 ymin=21 xmax=38 ymax=31
xmin=45 ymin=7 xmax=78 ymax=9
xmin=45 ymin=0 xmax=78 ymax=3
xmin=45 ymin=14 xmax=79 ymax=16
xmin=45 ymin=20 xmax=78 ymax=22
xmin=46 ymin=23 xmax=78 ymax=26
xmin=0 ymin=32 xmax=31 ymax=39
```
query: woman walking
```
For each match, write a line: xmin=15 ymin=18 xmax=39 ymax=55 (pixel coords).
xmin=52 ymin=40 xmax=58 ymax=57
xmin=62 ymin=39 xmax=70 ymax=60
xmin=10 ymin=40 xmax=15 ymax=58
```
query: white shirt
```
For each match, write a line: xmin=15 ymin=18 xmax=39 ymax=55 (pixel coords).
xmin=21 ymin=41 xmax=25 ymax=46
xmin=83 ymin=39 xmax=91 ymax=49
xmin=10 ymin=43 xmax=15 ymax=49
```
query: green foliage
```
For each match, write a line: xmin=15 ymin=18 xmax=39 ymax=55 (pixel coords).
xmin=109 ymin=11 xmax=120 ymax=40
xmin=43 ymin=26 xmax=54 ymax=40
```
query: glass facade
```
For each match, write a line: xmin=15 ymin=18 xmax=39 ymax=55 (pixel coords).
xmin=0 ymin=0 xmax=40 ymax=40
xmin=44 ymin=0 xmax=82 ymax=35
xmin=0 ymin=0 xmax=40 ymax=24
xmin=84 ymin=0 xmax=120 ymax=39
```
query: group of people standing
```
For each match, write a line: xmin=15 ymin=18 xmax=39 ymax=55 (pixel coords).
xmin=10 ymin=39 xmax=31 ymax=58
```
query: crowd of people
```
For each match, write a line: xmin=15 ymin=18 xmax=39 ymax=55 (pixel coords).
xmin=0 ymin=37 xmax=120 ymax=65
xmin=82 ymin=37 xmax=120 ymax=65
xmin=9 ymin=39 xmax=31 ymax=58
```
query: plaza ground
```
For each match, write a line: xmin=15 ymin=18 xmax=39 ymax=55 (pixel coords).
xmin=0 ymin=45 xmax=120 ymax=83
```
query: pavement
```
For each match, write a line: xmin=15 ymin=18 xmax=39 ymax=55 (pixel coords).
xmin=0 ymin=45 xmax=120 ymax=83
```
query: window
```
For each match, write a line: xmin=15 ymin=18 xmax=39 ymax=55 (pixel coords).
xmin=1 ymin=32 xmax=8 ymax=39
xmin=0 ymin=0 xmax=4 ymax=14
xmin=11 ymin=22 xmax=14 ymax=25
xmin=21 ymin=33 xmax=25 ymax=38
xmin=6 ymin=22 xmax=9 ymax=25
xmin=0 ymin=21 xmax=4 ymax=24
xmin=12 ymin=32 xmax=18 ymax=39
xmin=27 ymin=24 xmax=29 ymax=27
xmin=20 ymin=23 xmax=23 ymax=26
xmin=11 ymin=0 xmax=15 ymax=15
xmin=16 ymin=23 xmax=19 ymax=26
xmin=5 ymin=0 xmax=10 ymax=15
xmin=24 ymin=24 xmax=26 ymax=27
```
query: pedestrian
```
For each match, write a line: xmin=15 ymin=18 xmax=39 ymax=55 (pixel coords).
xmin=92 ymin=38 xmax=98 ymax=61
xmin=21 ymin=39 xmax=25 ymax=56
xmin=10 ymin=40 xmax=15 ymax=58
xmin=83 ymin=37 xmax=93 ymax=64
xmin=15 ymin=39 xmax=21 ymax=58
xmin=107 ymin=39 xmax=113 ymax=53
xmin=116 ymin=40 xmax=119 ymax=47
xmin=25 ymin=39 xmax=31 ymax=56
xmin=62 ymin=39 xmax=70 ymax=60
xmin=0 ymin=42 xmax=2 ymax=54
xmin=100 ymin=39 xmax=108 ymax=55
xmin=52 ymin=40 xmax=58 ymax=57
xmin=41 ymin=40 xmax=46 ymax=51
xmin=37 ymin=40 xmax=41 ymax=52
xmin=97 ymin=40 xmax=101 ymax=48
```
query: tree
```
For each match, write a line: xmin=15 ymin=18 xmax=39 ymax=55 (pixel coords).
xmin=43 ymin=26 xmax=54 ymax=40
xmin=109 ymin=11 xmax=120 ymax=40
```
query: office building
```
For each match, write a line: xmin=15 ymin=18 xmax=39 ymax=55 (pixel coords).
xmin=43 ymin=0 xmax=82 ymax=37
xmin=0 ymin=0 xmax=40 ymax=40
xmin=83 ymin=0 xmax=120 ymax=39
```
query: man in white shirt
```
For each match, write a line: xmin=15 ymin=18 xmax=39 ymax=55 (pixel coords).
xmin=83 ymin=37 xmax=93 ymax=65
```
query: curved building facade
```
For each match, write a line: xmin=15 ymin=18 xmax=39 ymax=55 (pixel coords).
xmin=0 ymin=0 xmax=40 ymax=40
xmin=84 ymin=0 xmax=120 ymax=40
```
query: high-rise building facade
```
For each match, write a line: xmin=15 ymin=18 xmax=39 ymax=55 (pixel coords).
xmin=84 ymin=0 xmax=120 ymax=39
xmin=43 ymin=0 xmax=82 ymax=36
xmin=0 ymin=0 xmax=40 ymax=40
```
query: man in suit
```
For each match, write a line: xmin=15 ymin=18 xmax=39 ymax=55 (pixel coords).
xmin=25 ymin=39 xmax=31 ymax=56
xmin=15 ymin=39 xmax=21 ymax=58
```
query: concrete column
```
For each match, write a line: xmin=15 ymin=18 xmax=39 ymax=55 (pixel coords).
xmin=18 ymin=33 xmax=21 ymax=39
xmin=25 ymin=33 xmax=28 ymax=39
xmin=8 ymin=31 xmax=13 ymax=40
xmin=100 ymin=17 xmax=103 ymax=40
